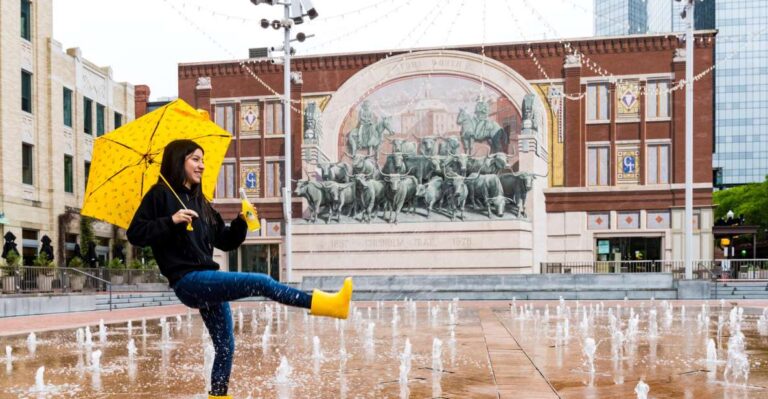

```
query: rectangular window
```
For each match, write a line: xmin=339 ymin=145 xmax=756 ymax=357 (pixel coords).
xmin=64 ymin=155 xmax=73 ymax=193
xmin=83 ymin=97 xmax=93 ymax=134
xmin=96 ymin=103 xmax=105 ymax=136
xmin=21 ymin=70 xmax=32 ymax=113
xmin=215 ymin=163 xmax=236 ymax=198
xmin=587 ymin=83 xmax=610 ymax=121
xmin=646 ymin=81 xmax=670 ymax=119
xmin=264 ymin=102 xmax=284 ymax=135
xmin=20 ymin=0 xmax=31 ymax=40
xmin=21 ymin=229 xmax=38 ymax=266
xmin=114 ymin=112 xmax=122 ymax=129
xmin=84 ymin=161 xmax=91 ymax=190
xmin=215 ymin=104 xmax=236 ymax=135
xmin=266 ymin=160 xmax=284 ymax=197
xmin=647 ymin=144 xmax=670 ymax=184
xmin=63 ymin=87 xmax=73 ymax=127
xmin=22 ymin=143 xmax=33 ymax=185
xmin=588 ymin=146 xmax=610 ymax=186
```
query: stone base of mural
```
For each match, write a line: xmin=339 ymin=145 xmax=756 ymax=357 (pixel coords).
xmin=292 ymin=220 xmax=533 ymax=280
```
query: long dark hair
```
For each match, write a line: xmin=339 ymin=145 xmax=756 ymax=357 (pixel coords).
xmin=158 ymin=139 xmax=216 ymax=226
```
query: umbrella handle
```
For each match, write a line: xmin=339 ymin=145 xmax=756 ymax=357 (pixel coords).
xmin=158 ymin=174 xmax=195 ymax=232
xmin=186 ymin=223 xmax=194 ymax=232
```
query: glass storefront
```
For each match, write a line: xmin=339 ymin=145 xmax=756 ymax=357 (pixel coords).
xmin=595 ymin=237 xmax=662 ymax=261
xmin=228 ymin=243 xmax=280 ymax=281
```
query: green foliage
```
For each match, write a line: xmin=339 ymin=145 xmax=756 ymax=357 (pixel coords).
xmin=107 ymin=258 xmax=125 ymax=270
xmin=713 ymin=178 xmax=768 ymax=236
xmin=79 ymin=216 xmax=94 ymax=257
xmin=4 ymin=251 xmax=21 ymax=268
xmin=32 ymin=252 xmax=55 ymax=275
xmin=67 ymin=256 xmax=84 ymax=268
xmin=128 ymin=259 xmax=144 ymax=270
xmin=32 ymin=252 xmax=54 ymax=267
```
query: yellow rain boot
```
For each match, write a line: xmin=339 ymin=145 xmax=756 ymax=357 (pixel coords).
xmin=310 ymin=277 xmax=353 ymax=319
xmin=208 ymin=395 xmax=232 ymax=399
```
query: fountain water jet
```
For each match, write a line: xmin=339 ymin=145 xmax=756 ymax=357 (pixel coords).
xmin=583 ymin=338 xmax=596 ymax=374
xmin=203 ymin=343 xmax=214 ymax=392
xmin=634 ymin=379 xmax=649 ymax=399
xmin=26 ymin=332 xmax=36 ymax=355
xmin=34 ymin=366 xmax=45 ymax=393
xmin=399 ymin=339 xmax=412 ymax=399
xmin=99 ymin=319 xmax=107 ymax=344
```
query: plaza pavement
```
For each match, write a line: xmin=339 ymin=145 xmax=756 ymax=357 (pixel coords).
xmin=2 ymin=299 xmax=768 ymax=398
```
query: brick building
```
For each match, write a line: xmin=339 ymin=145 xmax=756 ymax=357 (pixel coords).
xmin=177 ymin=31 xmax=716 ymax=281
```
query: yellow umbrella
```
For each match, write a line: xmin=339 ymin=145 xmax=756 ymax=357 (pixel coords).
xmin=81 ymin=99 xmax=231 ymax=229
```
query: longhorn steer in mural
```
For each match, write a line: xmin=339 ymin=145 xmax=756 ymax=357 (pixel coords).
xmin=456 ymin=106 xmax=509 ymax=154
xmin=438 ymin=136 xmax=462 ymax=156
xmin=318 ymin=162 xmax=352 ymax=183
xmin=465 ymin=173 xmax=508 ymax=218
xmin=382 ymin=153 xmax=407 ymax=174
xmin=381 ymin=171 xmax=418 ymax=224
xmin=352 ymin=174 xmax=386 ymax=223
xmin=323 ymin=181 xmax=357 ymax=223
xmin=388 ymin=138 xmax=418 ymax=155
xmin=348 ymin=153 xmax=380 ymax=179
xmin=415 ymin=176 xmax=444 ymax=218
xmin=500 ymin=172 xmax=537 ymax=218
xmin=294 ymin=180 xmax=332 ymax=224
xmin=417 ymin=136 xmax=439 ymax=156
xmin=442 ymin=173 xmax=469 ymax=221
xmin=403 ymin=154 xmax=442 ymax=183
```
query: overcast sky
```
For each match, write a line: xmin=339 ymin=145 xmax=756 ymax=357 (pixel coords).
xmin=53 ymin=0 xmax=600 ymax=100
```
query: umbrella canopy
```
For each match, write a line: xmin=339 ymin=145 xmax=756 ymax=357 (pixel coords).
xmin=81 ymin=99 xmax=232 ymax=229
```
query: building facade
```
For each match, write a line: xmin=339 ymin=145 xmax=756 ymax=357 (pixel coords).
xmin=178 ymin=32 xmax=716 ymax=281
xmin=0 ymin=0 xmax=135 ymax=266
xmin=594 ymin=0 xmax=648 ymax=36
xmin=712 ymin=0 xmax=768 ymax=186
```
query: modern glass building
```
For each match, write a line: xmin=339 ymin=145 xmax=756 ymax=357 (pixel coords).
xmin=712 ymin=0 xmax=768 ymax=186
xmin=594 ymin=0 xmax=648 ymax=36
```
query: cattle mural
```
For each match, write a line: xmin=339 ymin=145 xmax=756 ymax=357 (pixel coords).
xmin=298 ymin=74 xmax=544 ymax=224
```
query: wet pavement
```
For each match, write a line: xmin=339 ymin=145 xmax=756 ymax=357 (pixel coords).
xmin=1 ymin=299 xmax=767 ymax=398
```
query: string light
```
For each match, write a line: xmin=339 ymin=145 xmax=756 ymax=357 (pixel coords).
xmin=300 ymin=0 xmax=416 ymax=55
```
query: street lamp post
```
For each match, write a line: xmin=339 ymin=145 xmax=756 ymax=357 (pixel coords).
xmin=250 ymin=0 xmax=317 ymax=282
xmin=677 ymin=0 xmax=695 ymax=280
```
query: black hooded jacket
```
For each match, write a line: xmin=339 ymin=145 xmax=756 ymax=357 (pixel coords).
xmin=127 ymin=183 xmax=247 ymax=286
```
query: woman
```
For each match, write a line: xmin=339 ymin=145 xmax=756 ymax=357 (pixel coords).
xmin=127 ymin=139 xmax=352 ymax=399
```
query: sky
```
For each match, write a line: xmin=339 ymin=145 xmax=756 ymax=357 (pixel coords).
xmin=52 ymin=0 xmax=600 ymax=101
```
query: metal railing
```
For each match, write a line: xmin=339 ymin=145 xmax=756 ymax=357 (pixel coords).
xmin=540 ymin=259 xmax=736 ymax=280
xmin=1 ymin=266 xmax=167 ymax=295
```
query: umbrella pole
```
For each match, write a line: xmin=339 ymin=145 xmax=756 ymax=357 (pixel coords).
xmin=158 ymin=174 xmax=194 ymax=232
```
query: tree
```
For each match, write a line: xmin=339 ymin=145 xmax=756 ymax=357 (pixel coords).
xmin=713 ymin=177 xmax=768 ymax=237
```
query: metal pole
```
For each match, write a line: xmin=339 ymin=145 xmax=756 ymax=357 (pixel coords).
xmin=282 ymin=2 xmax=293 ymax=282
xmin=684 ymin=0 xmax=695 ymax=280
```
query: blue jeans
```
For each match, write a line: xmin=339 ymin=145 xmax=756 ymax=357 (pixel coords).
xmin=173 ymin=270 xmax=312 ymax=396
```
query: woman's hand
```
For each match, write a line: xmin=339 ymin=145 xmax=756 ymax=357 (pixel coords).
xmin=172 ymin=209 xmax=199 ymax=225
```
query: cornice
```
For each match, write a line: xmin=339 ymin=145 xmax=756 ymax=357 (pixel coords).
xmin=178 ymin=31 xmax=716 ymax=80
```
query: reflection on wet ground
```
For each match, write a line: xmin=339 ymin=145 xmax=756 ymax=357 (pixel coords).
xmin=1 ymin=300 xmax=768 ymax=398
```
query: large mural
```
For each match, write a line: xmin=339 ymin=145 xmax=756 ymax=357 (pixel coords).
xmin=299 ymin=72 xmax=546 ymax=224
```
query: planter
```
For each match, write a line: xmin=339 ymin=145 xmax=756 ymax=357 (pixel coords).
xmin=2 ymin=275 xmax=16 ymax=293
xmin=130 ymin=274 xmax=146 ymax=284
xmin=36 ymin=274 xmax=54 ymax=292
xmin=69 ymin=274 xmax=86 ymax=291
xmin=110 ymin=275 xmax=125 ymax=285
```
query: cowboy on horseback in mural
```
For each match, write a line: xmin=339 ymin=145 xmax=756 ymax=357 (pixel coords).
xmin=457 ymin=98 xmax=509 ymax=155
xmin=346 ymin=100 xmax=394 ymax=156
